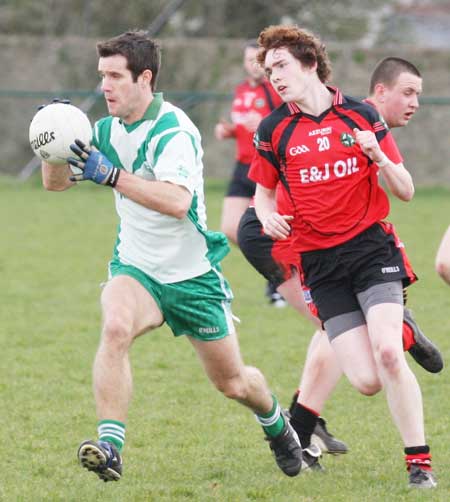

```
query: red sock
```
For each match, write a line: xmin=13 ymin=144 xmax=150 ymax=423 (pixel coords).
xmin=402 ymin=321 xmax=415 ymax=351
xmin=405 ymin=453 xmax=432 ymax=471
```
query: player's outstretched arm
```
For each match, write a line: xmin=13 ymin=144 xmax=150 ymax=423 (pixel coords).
xmin=68 ymin=139 xmax=192 ymax=219
xmin=115 ymin=170 xmax=192 ymax=220
xmin=41 ymin=161 xmax=75 ymax=191
xmin=214 ymin=119 xmax=236 ymax=140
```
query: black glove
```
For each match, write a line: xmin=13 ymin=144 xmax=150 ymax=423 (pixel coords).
xmin=67 ymin=139 xmax=120 ymax=187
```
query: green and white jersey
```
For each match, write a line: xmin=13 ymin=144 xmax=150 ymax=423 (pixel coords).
xmin=92 ymin=93 xmax=229 ymax=283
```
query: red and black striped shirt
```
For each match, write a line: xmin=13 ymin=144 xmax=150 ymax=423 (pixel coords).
xmin=249 ymin=87 xmax=403 ymax=251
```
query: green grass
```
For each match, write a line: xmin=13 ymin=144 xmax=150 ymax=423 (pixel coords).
xmin=1 ymin=175 xmax=449 ymax=501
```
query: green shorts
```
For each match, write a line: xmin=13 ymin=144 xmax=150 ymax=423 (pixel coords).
xmin=109 ymin=259 xmax=235 ymax=341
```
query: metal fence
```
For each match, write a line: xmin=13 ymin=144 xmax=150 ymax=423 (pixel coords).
xmin=3 ymin=90 xmax=450 ymax=185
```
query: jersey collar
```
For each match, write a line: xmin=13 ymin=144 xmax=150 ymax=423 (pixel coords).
xmin=119 ymin=92 xmax=164 ymax=129
xmin=287 ymin=86 xmax=344 ymax=115
xmin=142 ymin=92 xmax=164 ymax=120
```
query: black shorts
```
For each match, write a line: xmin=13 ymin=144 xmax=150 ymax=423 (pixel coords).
xmin=237 ymin=207 xmax=294 ymax=288
xmin=226 ymin=161 xmax=256 ymax=198
xmin=299 ymin=222 xmax=417 ymax=323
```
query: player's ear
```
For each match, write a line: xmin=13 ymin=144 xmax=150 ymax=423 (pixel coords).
xmin=374 ymin=82 xmax=386 ymax=103
xmin=139 ymin=69 xmax=153 ymax=89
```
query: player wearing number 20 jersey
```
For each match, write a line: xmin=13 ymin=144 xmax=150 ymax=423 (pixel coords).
xmin=249 ymin=87 xmax=403 ymax=253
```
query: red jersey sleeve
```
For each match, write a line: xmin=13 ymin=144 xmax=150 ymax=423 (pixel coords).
xmin=371 ymin=110 xmax=403 ymax=164
xmin=248 ymin=126 xmax=280 ymax=189
xmin=378 ymin=129 xmax=403 ymax=164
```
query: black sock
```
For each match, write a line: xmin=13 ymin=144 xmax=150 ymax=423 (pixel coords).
xmin=404 ymin=445 xmax=429 ymax=455
xmin=290 ymin=403 xmax=319 ymax=448
xmin=288 ymin=390 xmax=300 ymax=416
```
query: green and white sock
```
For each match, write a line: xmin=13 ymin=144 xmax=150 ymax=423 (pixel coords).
xmin=255 ymin=395 xmax=285 ymax=438
xmin=98 ymin=419 xmax=126 ymax=453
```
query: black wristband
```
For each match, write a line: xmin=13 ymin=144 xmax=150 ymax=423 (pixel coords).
xmin=107 ymin=167 xmax=120 ymax=188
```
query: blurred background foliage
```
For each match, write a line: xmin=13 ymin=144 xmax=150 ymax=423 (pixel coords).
xmin=1 ymin=0 xmax=449 ymax=47
xmin=2 ymin=0 xmax=450 ymax=179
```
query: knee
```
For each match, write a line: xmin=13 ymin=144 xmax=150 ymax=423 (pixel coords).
xmin=436 ymin=260 xmax=450 ymax=283
xmin=347 ymin=371 xmax=382 ymax=396
xmin=101 ymin=315 xmax=133 ymax=350
xmin=307 ymin=348 xmax=331 ymax=378
xmin=215 ymin=374 xmax=248 ymax=401
xmin=377 ymin=345 xmax=402 ymax=377
xmin=355 ymin=378 xmax=382 ymax=396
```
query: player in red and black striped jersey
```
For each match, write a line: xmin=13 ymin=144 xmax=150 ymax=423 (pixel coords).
xmin=249 ymin=26 xmax=436 ymax=487
xmin=238 ymin=58 xmax=442 ymax=461
xmin=252 ymin=88 xmax=406 ymax=250
xmin=215 ymin=41 xmax=285 ymax=306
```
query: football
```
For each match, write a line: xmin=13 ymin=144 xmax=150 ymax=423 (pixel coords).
xmin=29 ymin=102 xmax=92 ymax=165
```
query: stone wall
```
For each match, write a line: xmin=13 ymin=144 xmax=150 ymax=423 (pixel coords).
xmin=2 ymin=35 xmax=450 ymax=185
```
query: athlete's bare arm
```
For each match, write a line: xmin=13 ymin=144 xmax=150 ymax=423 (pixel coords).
xmin=254 ymin=184 xmax=293 ymax=240
xmin=42 ymin=160 xmax=192 ymax=219
xmin=353 ymin=128 xmax=414 ymax=201
xmin=377 ymin=160 xmax=414 ymax=202
xmin=42 ymin=161 xmax=75 ymax=191
xmin=114 ymin=170 xmax=192 ymax=219
xmin=435 ymin=225 xmax=450 ymax=285
xmin=214 ymin=119 xmax=236 ymax=140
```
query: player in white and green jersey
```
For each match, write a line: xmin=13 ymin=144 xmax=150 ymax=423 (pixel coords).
xmin=92 ymin=93 xmax=228 ymax=284
xmin=41 ymin=30 xmax=302 ymax=482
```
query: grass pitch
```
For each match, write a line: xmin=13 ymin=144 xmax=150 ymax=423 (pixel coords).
xmin=1 ymin=175 xmax=449 ymax=501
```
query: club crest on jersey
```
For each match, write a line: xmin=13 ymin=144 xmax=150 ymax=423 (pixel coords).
xmin=340 ymin=132 xmax=356 ymax=147
xmin=177 ymin=166 xmax=189 ymax=179
xmin=255 ymin=98 xmax=266 ymax=108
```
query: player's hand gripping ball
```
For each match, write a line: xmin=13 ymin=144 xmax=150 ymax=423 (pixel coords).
xmin=67 ymin=140 xmax=120 ymax=187
xmin=29 ymin=100 xmax=92 ymax=165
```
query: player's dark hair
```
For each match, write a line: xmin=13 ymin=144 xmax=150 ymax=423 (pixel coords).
xmin=97 ymin=30 xmax=161 ymax=91
xmin=256 ymin=25 xmax=331 ymax=83
xmin=369 ymin=57 xmax=421 ymax=94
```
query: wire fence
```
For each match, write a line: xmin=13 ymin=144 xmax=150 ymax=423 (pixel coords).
xmin=3 ymin=90 xmax=450 ymax=184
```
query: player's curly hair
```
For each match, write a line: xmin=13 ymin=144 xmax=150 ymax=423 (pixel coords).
xmin=256 ymin=25 xmax=332 ymax=84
